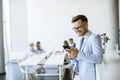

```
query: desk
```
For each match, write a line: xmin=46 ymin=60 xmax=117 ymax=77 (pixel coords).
xmin=20 ymin=52 xmax=65 ymax=80
xmin=20 ymin=53 xmax=48 ymax=80
xmin=44 ymin=52 xmax=66 ymax=80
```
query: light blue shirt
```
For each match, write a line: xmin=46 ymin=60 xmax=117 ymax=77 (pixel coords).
xmin=71 ymin=31 xmax=103 ymax=80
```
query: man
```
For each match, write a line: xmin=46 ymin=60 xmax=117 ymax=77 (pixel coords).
xmin=68 ymin=38 xmax=76 ymax=48
xmin=26 ymin=43 xmax=37 ymax=58
xmin=29 ymin=43 xmax=37 ymax=53
xmin=22 ymin=43 xmax=37 ymax=80
xmin=66 ymin=15 xmax=103 ymax=80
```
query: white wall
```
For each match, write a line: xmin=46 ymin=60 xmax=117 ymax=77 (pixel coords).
xmin=26 ymin=0 xmax=113 ymax=51
xmin=9 ymin=0 xmax=28 ymax=52
xmin=9 ymin=0 xmax=119 ymax=52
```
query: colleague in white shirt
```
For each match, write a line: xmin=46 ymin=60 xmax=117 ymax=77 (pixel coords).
xmin=26 ymin=42 xmax=37 ymax=58
xmin=21 ymin=42 xmax=37 ymax=80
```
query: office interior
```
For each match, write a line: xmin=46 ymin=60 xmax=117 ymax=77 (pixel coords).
xmin=0 ymin=0 xmax=120 ymax=80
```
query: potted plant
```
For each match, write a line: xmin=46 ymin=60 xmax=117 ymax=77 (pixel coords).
xmin=100 ymin=33 xmax=110 ymax=53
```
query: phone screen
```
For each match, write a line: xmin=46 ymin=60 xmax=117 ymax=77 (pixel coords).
xmin=63 ymin=46 xmax=70 ymax=49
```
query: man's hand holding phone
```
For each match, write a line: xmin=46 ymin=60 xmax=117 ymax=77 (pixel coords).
xmin=63 ymin=45 xmax=70 ymax=49
xmin=66 ymin=48 xmax=78 ymax=59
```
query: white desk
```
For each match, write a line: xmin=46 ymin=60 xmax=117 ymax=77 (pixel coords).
xmin=20 ymin=53 xmax=48 ymax=80
xmin=44 ymin=52 xmax=66 ymax=80
xmin=20 ymin=52 xmax=65 ymax=80
xmin=20 ymin=53 xmax=47 ymax=66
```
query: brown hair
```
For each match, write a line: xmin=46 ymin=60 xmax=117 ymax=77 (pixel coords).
xmin=71 ymin=14 xmax=88 ymax=23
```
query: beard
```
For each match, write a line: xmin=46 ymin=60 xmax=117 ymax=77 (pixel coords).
xmin=76 ymin=31 xmax=84 ymax=37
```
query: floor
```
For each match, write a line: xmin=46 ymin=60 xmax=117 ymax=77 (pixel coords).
xmin=0 ymin=63 xmax=22 ymax=80
xmin=0 ymin=63 xmax=71 ymax=80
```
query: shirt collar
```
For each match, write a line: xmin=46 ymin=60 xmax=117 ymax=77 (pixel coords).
xmin=82 ymin=31 xmax=92 ymax=39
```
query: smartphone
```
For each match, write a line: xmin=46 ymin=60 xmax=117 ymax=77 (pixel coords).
xmin=63 ymin=45 xmax=70 ymax=49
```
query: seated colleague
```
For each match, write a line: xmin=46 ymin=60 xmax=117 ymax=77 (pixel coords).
xmin=22 ymin=43 xmax=37 ymax=80
xmin=36 ymin=41 xmax=46 ymax=73
xmin=29 ymin=43 xmax=37 ymax=53
xmin=36 ymin=41 xmax=45 ymax=54
xmin=26 ymin=42 xmax=37 ymax=58
xmin=68 ymin=38 xmax=76 ymax=48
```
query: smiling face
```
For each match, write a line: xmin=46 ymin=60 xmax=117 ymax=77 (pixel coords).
xmin=72 ymin=20 xmax=88 ymax=37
